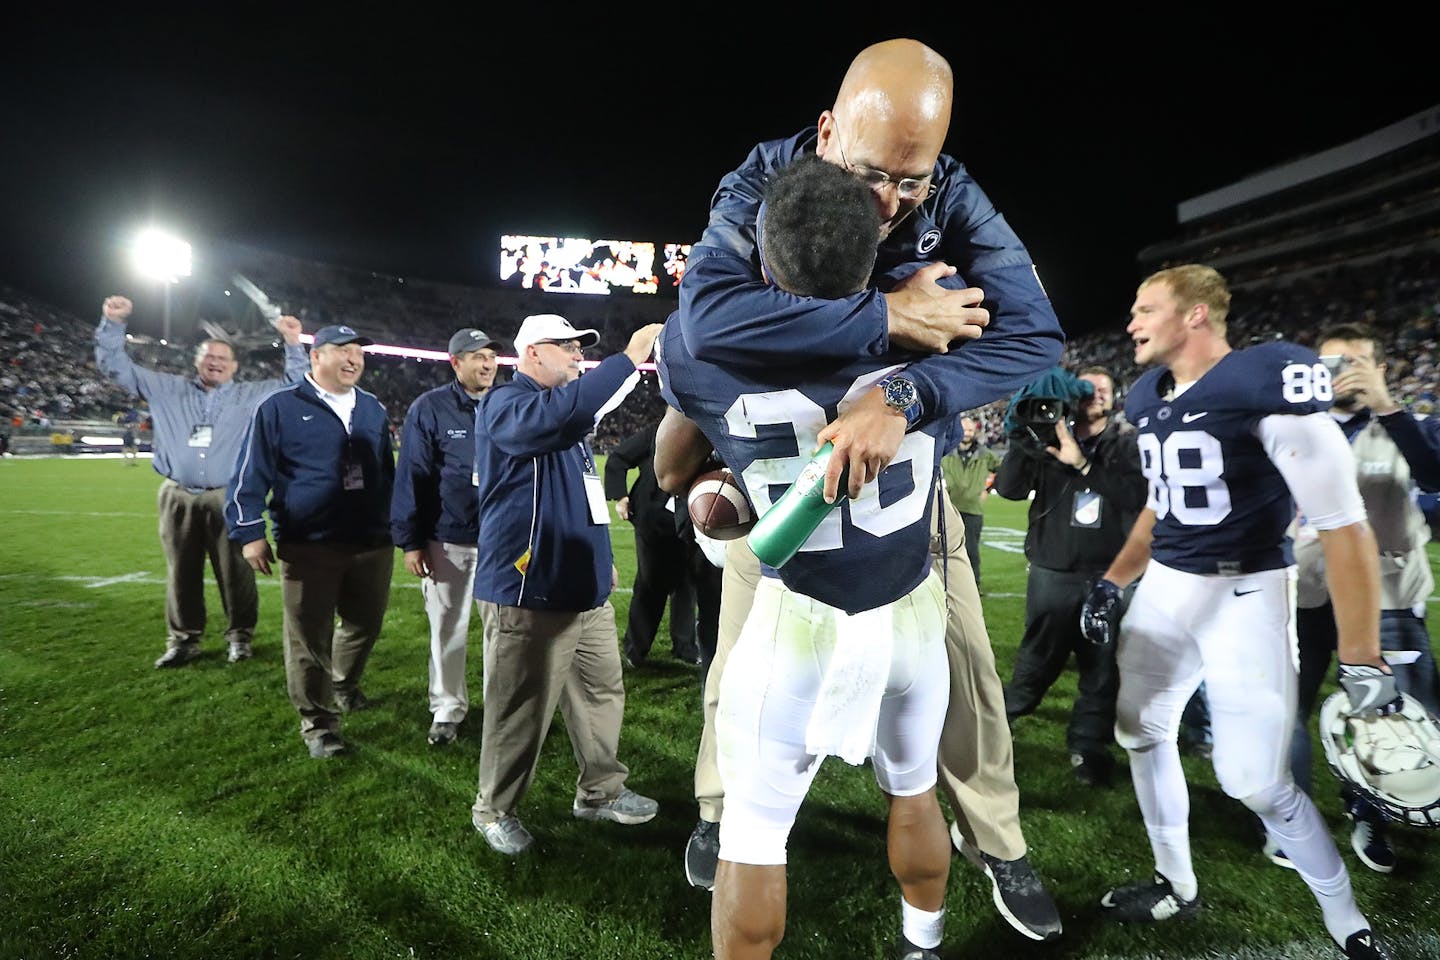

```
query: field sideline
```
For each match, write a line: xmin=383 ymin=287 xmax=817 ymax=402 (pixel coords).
xmin=1 ymin=456 xmax=1437 ymax=960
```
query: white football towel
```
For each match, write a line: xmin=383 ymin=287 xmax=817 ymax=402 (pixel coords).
xmin=804 ymin=601 xmax=894 ymax=765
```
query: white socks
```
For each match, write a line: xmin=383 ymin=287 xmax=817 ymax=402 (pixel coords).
xmin=1244 ymin=780 xmax=1367 ymax=945
xmin=1129 ymin=742 xmax=1198 ymax=897
xmin=901 ymin=898 xmax=944 ymax=950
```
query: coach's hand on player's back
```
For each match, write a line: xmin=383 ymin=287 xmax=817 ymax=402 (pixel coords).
xmin=1080 ymin=578 xmax=1124 ymax=645
xmin=242 ymin=539 xmax=274 ymax=576
xmin=624 ymin=323 xmax=665 ymax=366
xmin=883 ymin=263 xmax=988 ymax=354
xmin=275 ymin=315 xmax=303 ymax=345
xmin=102 ymin=295 xmax=133 ymax=323
xmin=815 ymin=388 xmax=907 ymax=502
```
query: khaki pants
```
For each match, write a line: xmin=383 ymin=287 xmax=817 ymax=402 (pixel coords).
xmin=277 ymin=541 xmax=393 ymax=738
xmin=421 ymin=540 xmax=479 ymax=724
xmin=472 ymin=601 xmax=630 ymax=822
xmin=157 ymin=481 xmax=257 ymax=647
xmin=694 ymin=492 xmax=1027 ymax=860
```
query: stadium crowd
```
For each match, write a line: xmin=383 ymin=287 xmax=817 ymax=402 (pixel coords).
xmin=5 ymin=247 xmax=1439 ymax=453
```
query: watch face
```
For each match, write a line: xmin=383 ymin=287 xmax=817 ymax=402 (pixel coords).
xmin=884 ymin=378 xmax=918 ymax=408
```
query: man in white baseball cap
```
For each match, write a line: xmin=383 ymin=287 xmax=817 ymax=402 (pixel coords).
xmin=512 ymin=314 xmax=601 ymax=354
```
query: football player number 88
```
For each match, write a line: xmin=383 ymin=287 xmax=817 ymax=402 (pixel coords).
xmin=1137 ymin=430 xmax=1232 ymax=525
xmin=724 ymin=385 xmax=936 ymax=551
xmin=1282 ymin=361 xmax=1334 ymax=404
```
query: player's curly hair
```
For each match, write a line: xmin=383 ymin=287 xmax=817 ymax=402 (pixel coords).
xmin=760 ymin=155 xmax=879 ymax=299
xmin=1142 ymin=263 xmax=1231 ymax=327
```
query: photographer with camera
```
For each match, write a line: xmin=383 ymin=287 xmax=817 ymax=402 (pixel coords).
xmin=993 ymin=366 xmax=1147 ymax=786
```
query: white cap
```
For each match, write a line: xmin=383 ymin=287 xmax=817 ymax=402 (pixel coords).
xmin=513 ymin=314 xmax=601 ymax=354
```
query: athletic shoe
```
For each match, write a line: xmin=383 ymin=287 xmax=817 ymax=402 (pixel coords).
xmin=953 ymin=824 xmax=1062 ymax=941
xmin=154 ymin=643 xmax=201 ymax=669
xmin=1342 ymin=928 xmax=1395 ymax=959
xmin=896 ymin=934 xmax=941 ymax=959
xmin=572 ymin=788 xmax=658 ymax=825
xmin=474 ymin=813 xmax=533 ymax=855
xmin=685 ymin=819 xmax=720 ymax=890
xmin=226 ymin=640 xmax=253 ymax=663
xmin=427 ymin=721 xmax=458 ymax=746
xmin=335 ymin=688 xmax=370 ymax=713
xmin=305 ymin=731 xmax=347 ymax=759
xmin=1069 ymin=751 xmax=1113 ymax=788
xmin=1100 ymin=873 xmax=1201 ymax=923
xmin=1349 ymin=818 xmax=1396 ymax=874
xmin=1262 ymin=835 xmax=1296 ymax=870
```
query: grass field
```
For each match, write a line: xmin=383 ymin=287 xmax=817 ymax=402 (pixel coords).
xmin=1 ymin=456 xmax=1437 ymax=960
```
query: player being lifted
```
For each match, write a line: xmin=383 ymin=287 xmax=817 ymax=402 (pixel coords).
xmin=661 ymin=155 xmax=946 ymax=959
xmin=1080 ymin=264 xmax=1397 ymax=960
xmin=659 ymin=155 xmax=1061 ymax=959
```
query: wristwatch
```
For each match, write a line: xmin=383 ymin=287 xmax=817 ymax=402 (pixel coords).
xmin=878 ymin=374 xmax=922 ymax=427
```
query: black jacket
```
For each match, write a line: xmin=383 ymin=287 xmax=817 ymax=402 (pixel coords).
xmin=993 ymin=419 xmax=1146 ymax=574
xmin=604 ymin=423 xmax=678 ymax=541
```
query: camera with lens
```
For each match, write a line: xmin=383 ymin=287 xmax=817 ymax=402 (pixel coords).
xmin=1010 ymin=396 xmax=1075 ymax=454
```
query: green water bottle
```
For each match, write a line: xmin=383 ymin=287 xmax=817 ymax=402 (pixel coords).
xmin=748 ymin=441 xmax=850 ymax=568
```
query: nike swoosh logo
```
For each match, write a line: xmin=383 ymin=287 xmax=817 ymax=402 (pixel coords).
xmin=1182 ymin=411 xmax=1208 ymax=423
xmin=1351 ymin=677 xmax=1384 ymax=704
xmin=1233 ymin=587 xmax=1262 ymax=597
xmin=302 ymin=415 xmax=315 ymax=421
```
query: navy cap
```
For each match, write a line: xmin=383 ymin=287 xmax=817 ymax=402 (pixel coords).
xmin=312 ymin=325 xmax=374 ymax=349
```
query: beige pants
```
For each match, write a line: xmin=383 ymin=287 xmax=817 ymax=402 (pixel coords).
xmin=277 ymin=541 xmax=393 ymax=739
xmin=421 ymin=540 xmax=479 ymax=724
xmin=694 ymin=492 xmax=1026 ymax=860
xmin=472 ymin=601 xmax=630 ymax=822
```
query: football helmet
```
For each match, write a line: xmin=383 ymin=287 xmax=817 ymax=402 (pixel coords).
xmin=1319 ymin=691 xmax=1440 ymax=828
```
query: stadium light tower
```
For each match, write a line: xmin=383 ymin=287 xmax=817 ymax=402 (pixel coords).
xmin=131 ymin=228 xmax=192 ymax=342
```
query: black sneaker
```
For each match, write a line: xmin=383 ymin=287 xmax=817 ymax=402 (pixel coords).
xmin=896 ymin=935 xmax=941 ymax=959
xmin=427 ymin=720 xmax=459 ymax=746
xmin=1342 ymin=929 xmax=1395 ymax=960
xmin=953 ymin=825 xmax=1062 ymax=941
xmin=1069 ymin=751 xmax=1113 ymax=788
xmin=154 ymin=643 xmax=201 ymax=669
xmin=1100 ymin=872 xmax=1201 ymax=923
xmin=1349 ymin=816 xmax=1396 ymax=874
xmin=685 ymin=819 xmax=720 ymax=891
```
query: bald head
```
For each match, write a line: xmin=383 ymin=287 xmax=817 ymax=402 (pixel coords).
xmin=835 ymin=39 xmax=952 ymax=138
xmin=817 ymin=39 xmax=953 ymax=237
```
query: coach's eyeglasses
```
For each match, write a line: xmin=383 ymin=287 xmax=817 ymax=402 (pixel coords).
xmin=833 ymin=122 xmax=936 ymax=201
xmin=537 ymin=340 xmax=585 ymax=355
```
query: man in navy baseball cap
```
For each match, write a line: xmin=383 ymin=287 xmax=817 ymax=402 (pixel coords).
xmin=312 ymin=325 xmax=374 ymax=349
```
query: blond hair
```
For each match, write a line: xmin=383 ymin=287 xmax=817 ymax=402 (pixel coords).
xmin=1141 ymin=264 xmax=1231 ymax=327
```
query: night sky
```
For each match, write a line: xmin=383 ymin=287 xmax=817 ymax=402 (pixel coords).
xmin=2 ymin=8 xmax=1435 ymax=340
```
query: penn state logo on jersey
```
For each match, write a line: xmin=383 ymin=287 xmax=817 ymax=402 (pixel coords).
xmin=1125 ymin=340 xmax=1334 ymax=576
xmin=657 ymin=321 xmax=945 ymax=614
xmin=917 ymin=229 xmax=942 ymax=256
